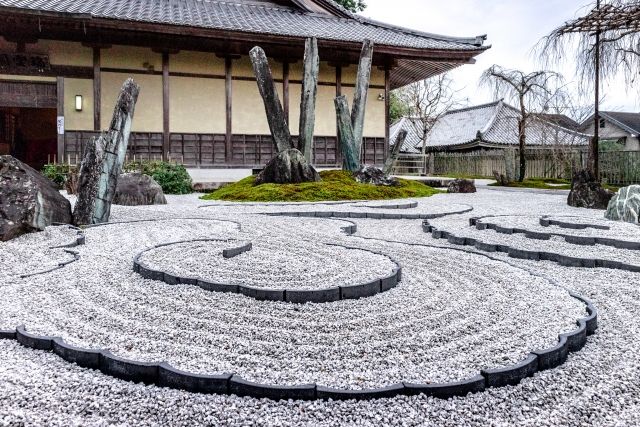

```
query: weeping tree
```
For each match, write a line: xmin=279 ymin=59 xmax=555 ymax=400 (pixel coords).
xmin=539 ymin=0 xmax=640 ymax=178
xmin=480 ymin=66 xmax=565 ymax=182
xmin=334 ymin=0 xmax=366 ymax=12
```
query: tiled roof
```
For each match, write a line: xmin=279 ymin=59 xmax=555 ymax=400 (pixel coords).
xmin=0 ymin=0 xmax=486 ymax=52
xmin=391 ymin=100 xmax=590 ymax=152
xmin=599 ymin=111 xmax=640 ymax=136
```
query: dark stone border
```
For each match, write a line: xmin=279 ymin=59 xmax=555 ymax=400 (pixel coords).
xmin=540 ymin=216 xmax=610 ymax=231
xmin=17 ymin=225 xmax=86 ymax=279
xmin=360 ymin=201 xmax=419 ymax=210
xmin=133 ymin=240 xmax=402 ymax=304
xmin=470 ymin=216 xmax=640 ymax=251
xmin=0 ymin=293 xmax=596 ymax=402
xmin=423 ymin=219 xmax=640 ymax=273
xmin=264 ymin=205 xmax=473 ymax=221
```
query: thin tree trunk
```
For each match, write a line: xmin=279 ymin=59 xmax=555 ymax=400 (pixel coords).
xmin=335 ymin=95 xmax=359 ymax=172
xmin=249 ymin=46 xmax=292 ymax=153
xmin=299 ymin=38 xmax=319 ymax=163
xmin=383 ymin=129 xmax=407 ymax=175
xmin=518 ymin=95 xmax=527 ymax=182
xmin=350 ymin=39 xmax=374 ymax=162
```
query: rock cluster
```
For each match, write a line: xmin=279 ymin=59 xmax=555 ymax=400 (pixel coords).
xmin=567 ymin=169 xmax=614 ymax=209
xmin=0 ymin=155 xmax=72 ymax=241
xmin=605 ymin=185 xmax=640 ymax=224
xmin=255 ymin=149 xmax=320 ymax=185
xmin=353 ymin=166 xmax=398 ymax=186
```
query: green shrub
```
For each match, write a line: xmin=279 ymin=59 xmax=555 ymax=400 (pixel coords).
xmin=41 ymin=164 xmax=77 ymax=188
xmin=124 ymin=161 xmax=192 ymax=194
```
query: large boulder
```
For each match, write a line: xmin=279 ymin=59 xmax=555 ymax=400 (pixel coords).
xmin=567 ymin=169 xmax=614 ymax=209
xmin=0 ymin=155 xmax=72 ymax=241
xmin=605 ymin=185 xmax=640 ymax=224
xmin=255 ymin=149 xmax=320 ymax=185
xmin=113 ymin=173 xmax=167 ymax=206
xmin=448 ymin=178 xmax=476 ymax=193
xmin=353 ymin=165 xmax=398 ymax=186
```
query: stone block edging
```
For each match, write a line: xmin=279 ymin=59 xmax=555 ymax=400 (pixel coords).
xmin=133 ymin=240 xmax=402 ymax=304
xmin=469 ymin=215 xmax=640 ymax=251
xmin=265 ymin=205 xmax=474 ymax=221
xmin=0 ymin=293 xmax=597 ymax=402
xmin=423 ymin=219 xmax=640 ymax=273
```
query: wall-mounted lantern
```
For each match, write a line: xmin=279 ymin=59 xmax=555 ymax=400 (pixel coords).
xmin=377 ymin=93 xmax=386 ymax=101
xmin=75 ymin=95 xmax=83 ymax=112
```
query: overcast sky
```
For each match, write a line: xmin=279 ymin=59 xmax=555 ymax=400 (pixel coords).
xmin=362 ymin=0 xmax=638 ymax=114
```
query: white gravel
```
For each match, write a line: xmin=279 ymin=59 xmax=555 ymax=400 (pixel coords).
xmin=1 ymin=187 xmax=637 ymax=426
xmin=139 ymin=239 xmax=397 ymax=290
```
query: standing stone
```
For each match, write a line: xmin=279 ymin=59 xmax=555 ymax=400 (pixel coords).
xmin=567 ymin=169 xmax=614 ymax=209
xmin=255 ymin=149 xmax=320 ymax=185
xmin=350 ymin=39 xmax=374 ymax=157
xmin=383 ymin=130 xmax=407 ymax=175
xmin=73 ymin=78 xmax=140 ymax=225
xmin=335 ymin=95 xmax=360 ymax=172
xmin=0 ymin=155 xmax=72 ymax=241
xmin=249 ymin=46 xmax=292 ymax=153
xmin=605 ymin=185 xmax=640 ymax=224
xmin=504 ymin=147 xmax=516 ymax=182
xmin=113 ymin=173 xmax=167 ymax=206
xmin=298 ymin=38 xmax=319 ymax=163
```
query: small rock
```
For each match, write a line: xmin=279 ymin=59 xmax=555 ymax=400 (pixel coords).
xmin=447 ymin=179 xmax=476 ymax=194
xmin=113 ymin=173 xmax=167 ymax=206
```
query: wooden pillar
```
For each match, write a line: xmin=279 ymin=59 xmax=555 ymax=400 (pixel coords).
xmin=93 ymin=48 xmax=101 ymax=131
xmin=335 ymin=65 xmax=342 ymax=166
xmin=225 ymin=56 xmax=233 ymax=163
xmin=384 ymin=66 xmax=391 ymax=162
xmin=56 ymin=77 xmax=64 ymax=164
xmin=162 ymin=52 xmax=170 ymax=161
xmin=283 ymin=62 xmax=290 ymax=125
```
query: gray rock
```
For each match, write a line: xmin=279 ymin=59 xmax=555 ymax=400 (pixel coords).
xmin=255 ymin=148 xmax=320 ymax=185
xmin=605 ymin=185 xmax=640 ymax=224
xmin=353 ymin=166 xmax=398 ymax=186
xmin=567 ymin=169 xmax=614 ymax=210
xmin=113 ymin=173 xmax=167 ymax=206
xmin=73 ymin=78 xmax=140 ymax=225
xmin=448 ymin=179 xmax=476 ymax=194
xmin=0 ymin=155 xmax=72 ymax=241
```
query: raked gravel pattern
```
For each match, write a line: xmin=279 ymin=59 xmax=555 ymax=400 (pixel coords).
xmin=1 ymin=188 xmax=638 ymax=426
xmin=138 ymin=239 xmax=397 ymax=290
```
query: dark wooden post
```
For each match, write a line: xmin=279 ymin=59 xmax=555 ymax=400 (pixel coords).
xmin=335 ymin=95 xmax=359 ymax=172
xmin=225 ymin=56 xmax=233 ymax=163
xmin=162 ymin=52 xmax=170 ymax=161
xmin=335 ymin=65 xmax=342 ymax=167
xmin=93 ymin=48 xmax=101 ymax=131
xmin=56 ymin=77 xmax=64 ymax=164
xmin=283 ymin=61 xmax=290 ymax=125
xmin=299 ymin=38 xmax=319 ymax=163
xmin=351 ymin=39 xmax=374 ymax=162
xmin=384 ymin=65 xmax=391 ymax=162
xmin=249 ymin=46 xmax=292 ymax=153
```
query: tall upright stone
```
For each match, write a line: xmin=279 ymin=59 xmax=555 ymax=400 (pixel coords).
xmin=335 ymin=95 xmax=359 ymax=172
xmin=73 ymin=79 xmax=140 ymax=225
xmin=298 ymin=38 xmax=319 ymax=163
xmin=350 ymin=39 xmax=374 ymax=159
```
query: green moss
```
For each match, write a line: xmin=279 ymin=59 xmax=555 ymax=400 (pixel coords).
xmin=489 ymin=178 xmax=572 ymax=190
xmin=201 ymin=170 xmax=442 ymax=202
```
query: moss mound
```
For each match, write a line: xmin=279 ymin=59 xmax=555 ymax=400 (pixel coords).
xmin=201 ymin=170 xmax=442 ymax=202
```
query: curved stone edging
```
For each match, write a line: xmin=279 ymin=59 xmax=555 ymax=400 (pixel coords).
xmin=18 ymin=225 xmax=85 ymax=279
xmin=360 ymin=201 xmax=419 ymax=210
xmin=0 ymin=292 xmax=597 ymax=402
xmin=540 ymin=216 xmax=610 ymax=231
xmin=470 ymin=216 xmax=640 ymax=251
xmin=423 ymin=219 xmax=640 ymax=273
xmin=133 ymin=240 xmax=402 ymax=304
xmin=265 ymin=204 xmax=473 ymax=221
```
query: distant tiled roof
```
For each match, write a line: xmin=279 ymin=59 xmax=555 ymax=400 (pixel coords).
xmin=0 ymin=0 xmax=486 ymax=52
xmin=390 ymin=100 xmax=590 ymax=152
xmin=534 ymin=113 xmax=579 ymax=130
xmin=599 ymin=111 xmax=640 ymax=136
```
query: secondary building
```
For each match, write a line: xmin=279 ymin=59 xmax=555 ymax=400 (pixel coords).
xmin=581 ymin=111 xmax=640 ymax=151
xmin=391 ymin=100 xmax=590 ymax=153
xmin=0 ymin=0 xmax=488 ymax=171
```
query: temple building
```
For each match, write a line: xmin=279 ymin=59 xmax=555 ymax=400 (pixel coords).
xmin=0 ymin=0 xmax=487 ymax=171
